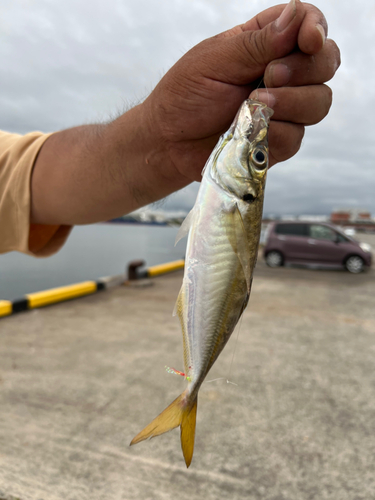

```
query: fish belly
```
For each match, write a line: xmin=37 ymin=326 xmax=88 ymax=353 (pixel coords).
xmin=182 ymin=180 xmax=248 ymax=391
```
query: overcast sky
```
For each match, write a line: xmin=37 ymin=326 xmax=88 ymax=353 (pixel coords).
xmin=1 ymin=0 xmax=374 ymax=216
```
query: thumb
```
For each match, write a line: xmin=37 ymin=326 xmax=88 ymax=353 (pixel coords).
xmin=212 ymin=0 xmax=305 ymax=85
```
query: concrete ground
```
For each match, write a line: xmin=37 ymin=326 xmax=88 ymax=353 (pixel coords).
xmin=1 ymin=244 xmax=375 ymax=500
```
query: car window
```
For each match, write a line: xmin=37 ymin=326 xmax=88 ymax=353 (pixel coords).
xmin=337 ymin=233 xmax=349 ymax=243
xmin=309 ymin=225 xmax=337 ymax=241
xmin=275 ymin=224 xmax=307 ymax=236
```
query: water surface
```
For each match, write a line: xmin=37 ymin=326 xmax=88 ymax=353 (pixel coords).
xmin=0 ymin=223 xmax=183 ymax=300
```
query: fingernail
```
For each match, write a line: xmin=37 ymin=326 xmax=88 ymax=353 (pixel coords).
xmin=275 ymin=0 xmax=296 ymax=32
xmin=251 ymin=90 xmax=276 ymax=109
xmin=269 ymin=63 xmax=291 ymax=87
xmin=316 ymin=24 xmax=326 ymax=46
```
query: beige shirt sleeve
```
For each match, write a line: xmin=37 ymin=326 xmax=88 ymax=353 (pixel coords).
xmin=0 ymin=130 xmax=72 ymax=257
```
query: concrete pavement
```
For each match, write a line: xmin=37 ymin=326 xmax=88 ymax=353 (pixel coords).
xmin=0 ymin=259 xmax=375 ymax=499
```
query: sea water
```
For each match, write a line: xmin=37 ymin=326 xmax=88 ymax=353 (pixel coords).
xmin=0 ymin=223 xmax=183 ymax=300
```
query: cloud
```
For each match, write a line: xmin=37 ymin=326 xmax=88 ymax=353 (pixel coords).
xmin=1 ymin=0 xmax=374 ymax=216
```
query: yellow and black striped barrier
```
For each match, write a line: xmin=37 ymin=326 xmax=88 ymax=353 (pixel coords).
xmin=0 ymin=300 xmax=12 ymax=318
xmin=147 ymin=259 xmax=185 ymax=277
xmin=129 ymin=259 xmax=185 ymax=280
xmin=0 ymin=258 xmax=185 ymax=319
xmin=0 ymin=278 xmax=120 ymax=319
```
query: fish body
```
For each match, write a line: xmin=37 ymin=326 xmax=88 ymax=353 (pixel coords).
xmin=130 ymin=99 xmax=273 ymax=467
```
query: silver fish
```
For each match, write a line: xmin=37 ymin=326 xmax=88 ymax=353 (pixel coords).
xmin=130 ymin=99 xmax=273 ymax=467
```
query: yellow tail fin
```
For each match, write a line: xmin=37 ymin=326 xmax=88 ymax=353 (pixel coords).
xmin=130 ymin=391 xmax=198 ymax=468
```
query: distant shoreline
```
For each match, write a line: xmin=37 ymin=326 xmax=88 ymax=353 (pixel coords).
xmin=103 ymin=219 xmax=169 ymax=227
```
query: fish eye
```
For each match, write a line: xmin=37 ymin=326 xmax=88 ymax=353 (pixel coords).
xmin=252 ymin=148 xmax=267 ymax=169
xmin=243 ymin=193 xmax=255 ymax=203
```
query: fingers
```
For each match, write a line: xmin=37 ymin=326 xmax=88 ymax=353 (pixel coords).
xmin=243 ymin=1 xmax=329 ymax=55
xmin=264 ymin=39 xmax=340 ymax=87
xmin=204 ymin=2 xmax=337 ymax=87
xmin=211 ymin=0 xmax=307 ymax=85
xmin=267 ymin=121 xmax=305 ymax=166
xmin=250 ymin=84 xmax=332 ymax=126
xmin=297 ymin=2 xmax=328 ymax=54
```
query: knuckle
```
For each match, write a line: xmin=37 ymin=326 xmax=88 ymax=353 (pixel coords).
xmin=322 ymin=84 xmax=333 ymax=116
xmin=215 ymin=25 xmax=244 ymax=39
xmin=324 ymin=40 xmax=341 ymax=79
xmin=332 ymin=41 xmax=341 ymax=70
xmin=308 ymin=85 xmax=332 ymax=125
xmin=270 ymin=123 xmax=305 ymax=163
xmin=289 ymin=124 xmax=305 ymax=157
xmin=324 ymin=84 xmax=333 ymax=103
xmin=305 ymin=85 xmax=332 ymax=125
xmin=294 ymin=124 xmax=305 ymax=152
xmin=241 ymin=31 xmax=266 ymax=66
xmin=304 ymin=3 xmax=328 ymax=31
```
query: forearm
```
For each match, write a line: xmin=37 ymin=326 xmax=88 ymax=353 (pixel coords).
xmin=30 ymin=103 xmax=188 ymax=225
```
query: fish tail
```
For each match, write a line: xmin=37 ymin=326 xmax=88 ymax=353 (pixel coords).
xmin=130 ymin=390 xmax=198 ymax=468
xmin=180 ymin=395 xmax=198 ymax=467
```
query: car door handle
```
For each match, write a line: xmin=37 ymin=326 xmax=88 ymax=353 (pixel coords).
xmin=308 ymin=239 xmax=316 ymax=245
xmin=278 ymin=236 xmax=286 ymax=240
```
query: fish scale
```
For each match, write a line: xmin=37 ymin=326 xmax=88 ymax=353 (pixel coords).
xmin=130 ymin=99 xmax=273 ymax=467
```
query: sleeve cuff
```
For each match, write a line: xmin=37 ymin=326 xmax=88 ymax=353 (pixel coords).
xmin=0 ymin=131 xmax=72 ymax=257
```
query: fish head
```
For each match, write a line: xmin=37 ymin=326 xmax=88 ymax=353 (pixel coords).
xmin=212 ymin=99 xmax=273 ymax=202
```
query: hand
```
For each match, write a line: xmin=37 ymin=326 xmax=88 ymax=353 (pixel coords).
xmin=31 ymin=0 xmax=340 ymax=227
xmin=144 ymin=0 xmax=340 ymax=180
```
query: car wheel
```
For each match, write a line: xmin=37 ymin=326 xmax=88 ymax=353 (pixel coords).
xmin=265 ymin=251 xmax=283 ymax=268
xmin=345 ymin=255 xmax=364 ymax=274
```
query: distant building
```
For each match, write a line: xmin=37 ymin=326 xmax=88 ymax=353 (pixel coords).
xmin=280 ymin=215 xmax=297 ymax=221
xmin=331 ymin=208 xmax=372 ymax=224
xmin=331 ymin=210 xmax=350 ymax=224
xmin=357 ymin=211 xmax=372 ymax=221
xmin=297 ymin=215 xmax=329 ymax=222
xmin=264 ymin=214 xmax=329 ymax=222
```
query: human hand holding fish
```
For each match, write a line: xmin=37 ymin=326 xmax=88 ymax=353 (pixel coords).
xmin=31 ymin=1 xmax=339 ymax=227
xmin=143 ymin=0 xmax=340 ymax=182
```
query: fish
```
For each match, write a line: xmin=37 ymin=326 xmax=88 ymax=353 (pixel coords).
xmin=130 ymin=99 xmax=273 ymax=467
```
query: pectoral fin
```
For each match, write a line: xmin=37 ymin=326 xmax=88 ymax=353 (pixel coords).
xmin=175 ymin=207 xmax=197 ymax=246
xmin=225 ymin=202 xmax=251 ymax=292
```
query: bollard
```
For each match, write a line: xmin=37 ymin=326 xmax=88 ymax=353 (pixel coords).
xmin=128 ymin=260 xmax=146 ymax=280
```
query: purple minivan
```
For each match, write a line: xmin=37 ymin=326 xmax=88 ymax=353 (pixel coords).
xmin=263 ymin=222 xmax=372 ymax=273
